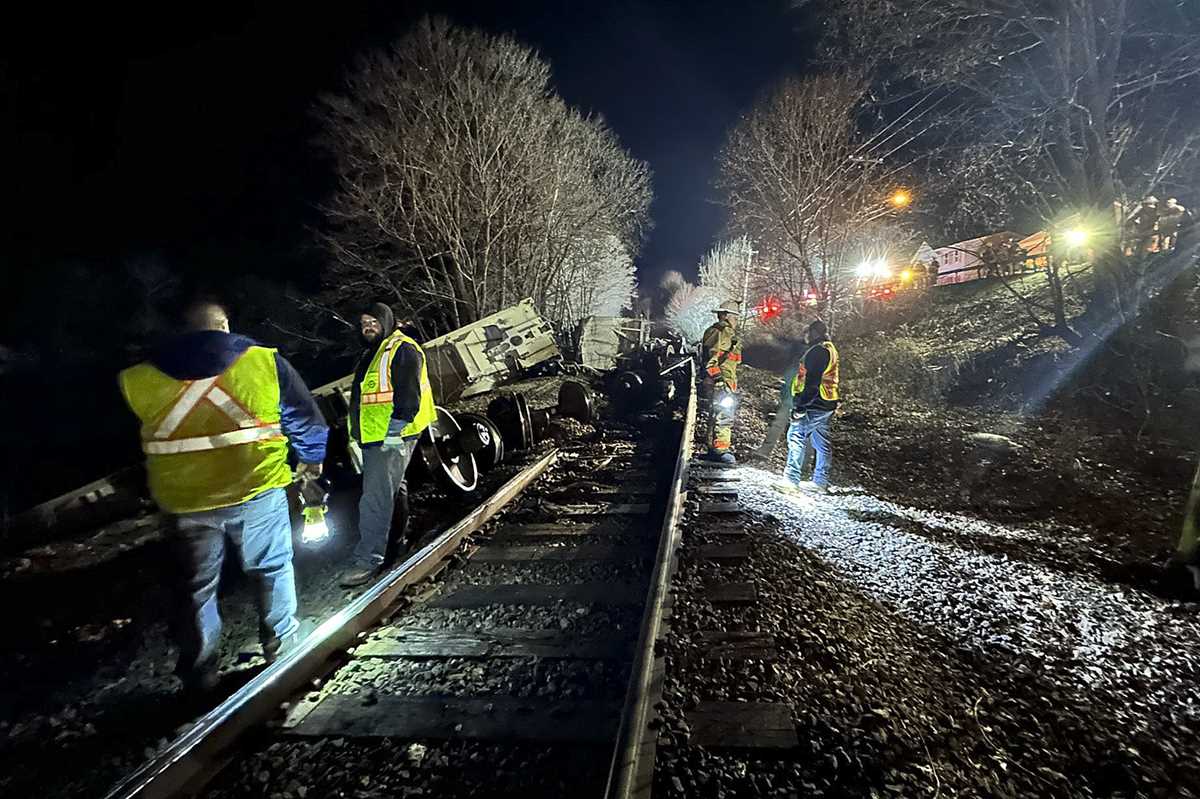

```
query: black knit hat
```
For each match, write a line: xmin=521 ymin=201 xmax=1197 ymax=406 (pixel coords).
xmin=362 ymin=302 xmax=396 ymax=337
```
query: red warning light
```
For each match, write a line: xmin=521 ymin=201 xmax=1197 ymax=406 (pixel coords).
xmin=754 ymin=295 xmax=783 ymax=321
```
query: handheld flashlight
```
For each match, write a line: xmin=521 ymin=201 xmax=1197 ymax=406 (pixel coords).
xmin=298 ymin=476 xmax=332 ymax=545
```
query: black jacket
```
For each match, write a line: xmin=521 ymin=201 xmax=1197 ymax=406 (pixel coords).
xmin=793 ymin=338 xmax=839 ymax=413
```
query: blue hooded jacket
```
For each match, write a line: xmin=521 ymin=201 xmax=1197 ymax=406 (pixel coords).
xmin=149 ymin=331 xmax=329 ymax=465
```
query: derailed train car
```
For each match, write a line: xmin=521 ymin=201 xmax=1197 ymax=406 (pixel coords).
xmin=4 ymin=301 xmax=564 ymax=546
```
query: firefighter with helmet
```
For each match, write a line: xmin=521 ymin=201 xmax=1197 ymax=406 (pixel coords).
xmin=701 ymin=300 xmax=743 ymax=464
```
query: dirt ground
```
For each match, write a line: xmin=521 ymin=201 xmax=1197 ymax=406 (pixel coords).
xmin=732 ymin=364 xmax=1194 ymax=590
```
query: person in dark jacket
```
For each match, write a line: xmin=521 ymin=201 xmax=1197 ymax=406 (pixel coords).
xmin=340 ymin=302 xmax=436 ymax=586
xmin=782 ymin=320 xmax=840 ymax=493
xmin=119 ymin=300 xmax=328 ymax=694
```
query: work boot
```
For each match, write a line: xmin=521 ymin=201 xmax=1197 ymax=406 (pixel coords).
xmin=339 ymin=564 xmax=381 ymax=588
xmin=801 ymin=482 xmax=831 ymax=495
xmin=773 ymin=482 xmax=804 ymax=497
xmin=263 ymin=619 xmax=316 ymax=664
xmin=178 ymin=667 xmax=220 ymax=701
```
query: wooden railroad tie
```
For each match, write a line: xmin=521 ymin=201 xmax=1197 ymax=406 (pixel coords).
xmin=492 ymin=522 xmax=601 ymax=539
xmin=549 ymin=483 xmax=658 ymax=500
xmin=705 ymin=581 xmax=758 ymax=606
xmin=430 ymin=581 xmax=644 ymax=608
xmin=700 ymin=499 xmax=742 ymax=514
xmin=288 ymin=695 xmax=621 ymax=744
xmin=698 ymin=542 xmax=751 ymax=566
xmin=694 ymin=484 xmax=738 ymax=500
xmin=354 ymin=628 xmax=629 ymax=660
xmin=470 ymin=542 xmax=644 ymax=563
xmin=550 ymin=502 xmax=651 ymax=516
xmin=694 ymin=631 xmax=777 ymax=661
xmin=682 ymin=702 xmax=797 ymax=749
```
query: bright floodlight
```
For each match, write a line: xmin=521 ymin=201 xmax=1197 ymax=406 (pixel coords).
xmin=856 ymin=260 xmax=891 ymax=279
xmin=1065 ymin=228 xmax=1089 ymax=247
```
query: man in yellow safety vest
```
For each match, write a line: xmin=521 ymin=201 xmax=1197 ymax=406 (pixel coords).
xmin=119 ymin=300 xmax=328 ymax=695
xmin=782 ymin=320 xmax=840 ymax=494
xmin=340 ymin=302 xmax=436 ymax=587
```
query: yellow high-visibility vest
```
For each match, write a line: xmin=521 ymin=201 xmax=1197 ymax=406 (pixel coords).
xmin=792 ymin=341 xmax=840 ymax=402
xmin=119 ymin=346 xmax=292 ymax=514
xmin=358 ymin=330 xmax=436 ymax=443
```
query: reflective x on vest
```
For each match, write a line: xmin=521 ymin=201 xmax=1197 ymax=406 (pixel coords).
xmin=144 ymin=376 xmax=281 ymax=454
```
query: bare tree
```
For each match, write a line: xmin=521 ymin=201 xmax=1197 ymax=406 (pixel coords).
xmin=717 ymin=74 xmax=913 ymax=329
xmin=698 ymin=236 xmax=753 ymax=305
xmin=665 ymin=279 xmax=720 ymax=344
xmin=543 ymin=233 xmax=637 ymax=326
xmin=315 ymin=17 xmax=652 ymax=338
xmin=809 ymin=0 xmax=1200 ymax=321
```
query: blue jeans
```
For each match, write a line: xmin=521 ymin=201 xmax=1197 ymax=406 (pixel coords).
xmin=171 ymin=487 xmax=298 ymax=677
xmin=354 ymin=438 xmax=417 ymax=566
xmin=785 ymin=409 xmax=834 ymax=487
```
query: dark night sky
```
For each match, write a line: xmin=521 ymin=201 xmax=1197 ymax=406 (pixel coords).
xmin=5 ymin=0 xmax=813 ymax=288
xmin=1 ymin=1 xmax=815 ymax=507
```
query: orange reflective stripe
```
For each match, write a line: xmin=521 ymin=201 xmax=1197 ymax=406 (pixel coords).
xmin=724 ymin=352 xmax=742 ymax=362
xmin=706 ymin=366 xmax=721 ymax=376
xmin=361 ymin=391 xmax=395 ymax=405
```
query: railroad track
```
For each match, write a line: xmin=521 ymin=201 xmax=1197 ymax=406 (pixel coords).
xmin=103 ymin=366 xmax=695 ymax=799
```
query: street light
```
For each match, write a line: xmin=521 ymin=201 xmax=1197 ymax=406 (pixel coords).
xmin=1065 ymin=228 xmax=1089 ymax=248
xmin=890 ymin=189 xmax=912 ymax=208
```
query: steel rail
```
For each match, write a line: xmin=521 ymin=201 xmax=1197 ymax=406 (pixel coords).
xmin=103 ymin=448 xmax=559 ymax=799
xmin=605 ymin=362 xmax=697 ymax=799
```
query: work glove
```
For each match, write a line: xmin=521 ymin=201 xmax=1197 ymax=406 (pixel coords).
xmin=295 ymin=462 xmax=323 ymax=482
xmin=382 ymin=418 xmax=412 ymax=450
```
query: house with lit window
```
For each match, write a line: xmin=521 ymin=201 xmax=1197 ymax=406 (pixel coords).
xmin=918 ymin=230 xmax=1026 ymax=285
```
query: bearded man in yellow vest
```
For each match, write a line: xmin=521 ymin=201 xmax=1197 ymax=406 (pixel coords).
xmin=782 ymin=320 xmax=840 ymax=494
xmin=340 ymin=302 xmax=436 ymax=587
xmin=119 ymin=301 xmax=328 ymax=695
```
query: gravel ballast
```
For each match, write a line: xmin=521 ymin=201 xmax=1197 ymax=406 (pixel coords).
xmin=655 ymin=449 xmax=1200 ymax=797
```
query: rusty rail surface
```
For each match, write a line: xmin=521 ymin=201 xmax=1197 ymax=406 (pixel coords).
xmin=104 ymin=448 xmax=559 ymax=799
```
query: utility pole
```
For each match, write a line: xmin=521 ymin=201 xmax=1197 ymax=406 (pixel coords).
xmin=740 ymin=243 xmax=759 ymax=318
